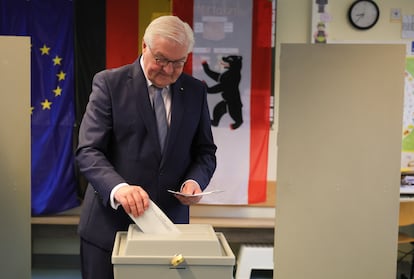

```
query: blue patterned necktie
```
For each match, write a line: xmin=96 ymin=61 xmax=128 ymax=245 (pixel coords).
xmin=153 ymin=86 xmax=168 ymax=153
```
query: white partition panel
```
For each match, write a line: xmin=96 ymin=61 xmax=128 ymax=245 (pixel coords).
xmin=276 ymin=44 xmax=405 ymax=279
xmin=0 ymin=36 xmax=31 ymax=278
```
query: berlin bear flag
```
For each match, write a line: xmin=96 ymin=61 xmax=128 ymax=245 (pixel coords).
xmin=0 ymin=0 xmax=80 ymax=214
xmin=173 ymin=0 xmax=272 ymax=204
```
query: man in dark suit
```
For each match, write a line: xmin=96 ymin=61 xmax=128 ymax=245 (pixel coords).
xmin=76 ymin=15 xmax=217 ymax=279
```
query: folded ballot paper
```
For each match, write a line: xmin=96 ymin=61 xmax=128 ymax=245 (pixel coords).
xmin=128 ymin=200 xmax=181 ymax=234
xmin=167 ymin=189 xmax=224 ymax=197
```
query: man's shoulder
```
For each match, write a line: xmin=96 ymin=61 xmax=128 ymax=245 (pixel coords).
xmin=95 ymin=59 xmax=140 ymax=80
xmin=178 ymin=72 xmax=204 ymax=87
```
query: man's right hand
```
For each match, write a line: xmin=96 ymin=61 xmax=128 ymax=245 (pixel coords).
xmin=114 ymin=185 xmax=150 ymax=218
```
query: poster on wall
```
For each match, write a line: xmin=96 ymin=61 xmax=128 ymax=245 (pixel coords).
xmin=402 ymin=56 xmax=414 ymax=171
xmin=174 ymin=0 xmax=274 ymax=204
xmin=311 ymin=0 xmax=331 ymax=44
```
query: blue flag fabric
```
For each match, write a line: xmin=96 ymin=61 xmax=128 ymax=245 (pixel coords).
xmin=0 ymin=0 xmax=80 ymax=215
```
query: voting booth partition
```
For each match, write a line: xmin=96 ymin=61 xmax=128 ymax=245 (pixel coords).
xmin=276 ymin=44 xmax=405 ymax=279
xmin=0 ymin=36 xmax=31 ymax=278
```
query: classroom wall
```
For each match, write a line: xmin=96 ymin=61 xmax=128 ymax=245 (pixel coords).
xmin=276 ymin=0 xmax=414 ymax=65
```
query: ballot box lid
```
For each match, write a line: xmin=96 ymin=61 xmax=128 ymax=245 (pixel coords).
xmin=121 ymin=224 xmax=222 ymax=257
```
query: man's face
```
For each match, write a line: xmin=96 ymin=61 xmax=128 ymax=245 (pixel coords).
xmin=142 ymin=37 xmax=187 ymax=88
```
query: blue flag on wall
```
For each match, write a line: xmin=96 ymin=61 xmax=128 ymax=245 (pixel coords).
xmin=0 ymin=0 xmax=80 ymax=215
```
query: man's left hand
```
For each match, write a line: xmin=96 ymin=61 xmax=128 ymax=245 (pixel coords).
xmin=175 ymin=181 xmax=202 ymax=205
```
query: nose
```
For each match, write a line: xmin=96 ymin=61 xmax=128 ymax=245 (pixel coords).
xmin=162 ymin=62 xmax=174 ymax=74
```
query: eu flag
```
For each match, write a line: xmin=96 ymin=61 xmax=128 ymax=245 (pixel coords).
xmin=0 ymin=0 xmax=80 ymax=214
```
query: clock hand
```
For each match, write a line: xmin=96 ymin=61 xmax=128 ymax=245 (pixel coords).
xmin=355 ymin=13 xmax=364 ymax=22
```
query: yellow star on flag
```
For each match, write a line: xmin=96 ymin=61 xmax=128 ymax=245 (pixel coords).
xmin=53 ymin=55 xmax=62 ymax=66
xmin=30 ymin=106 xmax=34 ymax=115
xmin=41 ymin=99 xmax=52 ymax=110
xmin=53 ymin=86 xmax=62 ymax=96
xmin=40 ymin=44 xmax=50 ymax=55
xmin=57 ymin=70 xmax=66 ymax=81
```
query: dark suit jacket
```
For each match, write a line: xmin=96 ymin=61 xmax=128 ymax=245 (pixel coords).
xmin=76 ymin=58 xmax=217 ymax=251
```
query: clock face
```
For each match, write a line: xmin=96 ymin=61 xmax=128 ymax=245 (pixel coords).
xmin=348 ymin=0 xmax=380 ymax=30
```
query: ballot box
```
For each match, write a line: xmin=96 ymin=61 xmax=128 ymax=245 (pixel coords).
xmin=112 ymin=224 xmax=235 ymax=279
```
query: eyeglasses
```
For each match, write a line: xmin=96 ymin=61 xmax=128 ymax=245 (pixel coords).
xmin=147 ymin=45 xmax=186 ymax=69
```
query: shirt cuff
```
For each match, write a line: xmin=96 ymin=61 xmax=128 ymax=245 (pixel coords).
xmin=110 ymin=183 xmax=129 ymax=210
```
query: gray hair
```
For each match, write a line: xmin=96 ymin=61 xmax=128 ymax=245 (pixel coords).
xmin=143 ymin=15 xmax=194 ymax=54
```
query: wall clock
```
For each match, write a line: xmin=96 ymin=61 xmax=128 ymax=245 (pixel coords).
xmin=348 ymin=0 xmax=380 ymax=30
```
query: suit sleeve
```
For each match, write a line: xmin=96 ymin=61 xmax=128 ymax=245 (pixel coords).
xmin=183 ymin=85 xmax=217 ymax=189
xmin=76 ymin=71 xmax=125 ymax=204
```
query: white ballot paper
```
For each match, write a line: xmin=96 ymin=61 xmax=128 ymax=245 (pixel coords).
xmin=167 ymin=189 xmax=224 ymax=197
xmin=128 ymin=200 xmax=181 ymax=234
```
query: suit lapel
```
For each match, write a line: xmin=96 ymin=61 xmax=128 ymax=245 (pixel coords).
xmin=127 ymin=59 xmax=161 ymax=157
xmin=162 ymin=80 xmax=185 ymax=161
